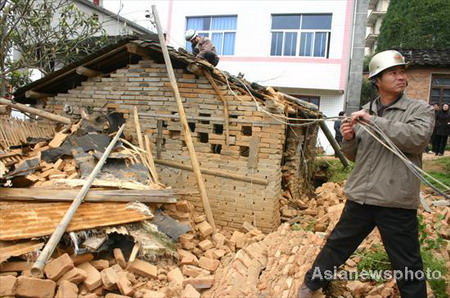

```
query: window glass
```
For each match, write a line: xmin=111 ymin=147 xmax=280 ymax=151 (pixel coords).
xmin=284 ymin=32 xmax=297 ymax=56
xmin=271 ymin=32 xmax=283 ymax=56
xmin=300 ymin=32 xmax=313 ymax=56
xmin=223 ymin=32 xmax=236 ymax=55
xmin=270 ymin=14 xmax=332 ymax=58
xmin=272 ymin=15 xmax=301 ymax=29
xmin=187 ymin=17 xmax=210 ymax=30
xmin=211 ymin=16 xmax=237 ymax=30
xmin=314 ymin=32 xmax=328 ymax=57
xmin=212 ymin=33 xmax=224 ymax=55
xmin=301 ymin=14 xmax=332 ymax=29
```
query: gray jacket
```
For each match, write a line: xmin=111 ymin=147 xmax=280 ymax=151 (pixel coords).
xmin=341 ymin=94 xmax=434 ymax=209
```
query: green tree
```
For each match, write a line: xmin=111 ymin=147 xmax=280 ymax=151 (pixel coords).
xmin=0 ymin=0 xmax=109 ymax=96
xmin=377 ymin=0 xmax=450 ymax=51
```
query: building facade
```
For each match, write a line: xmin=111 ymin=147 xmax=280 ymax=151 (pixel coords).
xmin=365 ymin=0 xmax=390 ymax=56
xmin=149 ymin=0 xmax=355 ymax=155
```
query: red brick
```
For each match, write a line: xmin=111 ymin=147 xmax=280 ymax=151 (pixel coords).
xmin=177 ymin=249 xmax=199 ymax=265
xmin=55 ymin=280 xmax=78 ymax=298
xmin=90 ymin=259 xmax=110 ymax=271
xmin=230 ymin=231 xmax=247 ymax=249
xmin=116 ymin=272 xmax=134 ymax=296
xmin=113 ymin=248 xmax=127 ymax=269
xmin=196 ymin=221 xmax=213 ymax=237
xmin=70 ymin=253 xmax=94 ymax=266
xmin=182 ymin=275 xmax=214 ymax=289
xmin=0 ymin=275 xmax=17 ymax=296
xmin=198 ymin=257 xmax=220 ymax=272
xmin=167 ymin=268 xmax=184 ymax=287
xmin=181 ymin=284 xmax=201 ymax=298
xmin=127 ymin=259 xmax=157 ymax=278
xmin=56 ymin=267 xmax=87 ymax=285
xmin=77 ymin=262 xmax=102 ymax=291
xmin=105 ymin=294 xmax=129 ymax=298
xmin=16 ymin=276 xmax=56 ymax=298
xmin=212 ymin=233 xmax=226 ymax=247
xmin=44 ymin=253 xmax=74 ymax=281
xmin=213 ymin=249 xmax=226 ymax=259
xmin=100 ymin=267 xmax=119 ymax=289
xmin=181 ymin=265 xmax=209 ymax=278
xmin=134 ymin=289 xmax=166 ymax=298
xmin=198 ymin=239 xmax=214 ymax=251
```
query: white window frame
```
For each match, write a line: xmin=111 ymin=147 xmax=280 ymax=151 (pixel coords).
xmin=270 ymin=14 xmax=332 ymax=58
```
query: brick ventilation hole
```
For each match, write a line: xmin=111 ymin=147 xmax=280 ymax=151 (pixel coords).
xmin=213 ymin=124 xmax=223 ymax=134
xmin=242 ymin=126 xmax=252 ymax=136
xmin=199 ymin=132 xmax=209 ymax=143
xmin=211 ymin=144 xmax=222 ymax=154
xmin=188 ymin=122 xmax=196 ymax=132
xmin=240 ymin=146 xmax=249 ymax=157
xmin=199 ymin=113 xmax=211 ymax=124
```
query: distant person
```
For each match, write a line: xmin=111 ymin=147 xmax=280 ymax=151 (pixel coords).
xmin=434 ymin=103 xmax=450 ymax=156
xmin=430 ymin=103 xmax=440 ymax=154
xmin=185 ymin=29 xmax=220 ymax=66
xmin=334 ymin=111 xmax=345 ymax=157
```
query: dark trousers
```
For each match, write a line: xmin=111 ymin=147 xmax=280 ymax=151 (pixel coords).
xmin=304 ymin=200 xmax=426 ymax=298
xmin=434 ymin=135 xmax=448 ymax=155
xmin=203 ymin=51 xmax=220 ymax=66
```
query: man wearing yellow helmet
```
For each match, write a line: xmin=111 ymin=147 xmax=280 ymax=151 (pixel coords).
xmin=298 ymin=50 xmax=434 ymax=298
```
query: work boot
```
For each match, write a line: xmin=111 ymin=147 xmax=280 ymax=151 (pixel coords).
xmin=298 ymin=284 xmax=314 ymax=298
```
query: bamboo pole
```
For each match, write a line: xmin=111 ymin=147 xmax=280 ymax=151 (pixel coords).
xmin=31 ymin=124 xmax=126 ymax=276
xmin=152 ymin=5 xmax=215 ymax=230
xmin=144 ymin=135 xmax=159 ymax=183
xmin=0 ymin=97 xmax=72 ymax=125
xmin=204 ymin=71 xmax=230 ymax=145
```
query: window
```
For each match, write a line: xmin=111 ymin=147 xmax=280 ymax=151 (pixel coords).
xmin=186 ymin=16 xmax=237 ymax=55
xmin=430 ymin=75 xmax=450 ymax=105
xmin=270 ymin=14 xmax=332 ymax=58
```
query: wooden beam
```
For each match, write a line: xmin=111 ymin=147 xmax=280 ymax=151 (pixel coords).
xmin=126 ymin=43 xmax=150 ymax=59
xmin=76 ymin=66 xmax=103 ymax=77
xmin=156 ymin=119 xmax=163 ymax=159
xmin=152 ymin=5 xmax=215 ymax=230
xmin=154 ymin=159 xmax=269 ymax=186
xmin=144 ymin=135 xmax=160 ymax=183
xmin=0 ymin=97 xmax=71 ymax=125
xmin=25 ymin=90 xmax=53 ymax=100
xmin=204 ymin=71 xmax=230 ymax=145
xmin=247 ymin=135 xmax=260 ymax=169
xmin=0 ymin=188 xmax=176 ymax=203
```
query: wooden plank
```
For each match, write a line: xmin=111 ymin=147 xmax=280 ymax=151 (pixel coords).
xmin=144 ymin=135 xmax=159 ymax=183
xmin=0 ymin=261 xmax=32 ymax=272
xmin=247 ymin=135 xmax=261 ymax=169
xmin=0 ymin=188 xmax=176 ymax=203
xmin=0 ymin=201 xmax=153 ymax=241
xmin=0 ymin=97 xmax=71 ymax=125
xmin=156 ymin=119 xmax=163 ymax=159
xmin=53 ymin=178 xmax=153 ymax=190
xmin=153 ymin=5 xmax=215 ymax=230
xmin=154 ymin=159 xmax=269 ymax=186
xmin=204 ymin=71 xmax=230 ymax=145
xmin=0 ymin=241 xmax=44 ymax=263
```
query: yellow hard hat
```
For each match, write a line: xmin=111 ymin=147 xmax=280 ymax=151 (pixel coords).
xmin=368 ymin=50 xmax=407 ymax=78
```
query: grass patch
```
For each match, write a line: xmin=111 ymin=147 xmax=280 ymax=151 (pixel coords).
xmin=424 ymin=156 xmax=450 ymax=192
xmin=314 ymin=158 xmax=354 ymax=183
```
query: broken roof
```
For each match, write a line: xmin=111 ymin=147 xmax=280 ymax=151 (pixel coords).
xmin=398 ymin=49 xmax=450 ymax=67
xmin=14 ymin=37 xmax=319 ymax=116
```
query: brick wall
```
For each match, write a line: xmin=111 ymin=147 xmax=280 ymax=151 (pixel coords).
xmin=44 ymin=59 xmax=315 ymax=232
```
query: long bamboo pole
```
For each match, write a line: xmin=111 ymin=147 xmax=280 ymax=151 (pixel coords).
xmin=31 ymin=124 xmax=126 ymax=276
xmin=152 ymin=5 xmax=215 ymax=230
xmin=0 ymin=97 xmax=72 ymax=125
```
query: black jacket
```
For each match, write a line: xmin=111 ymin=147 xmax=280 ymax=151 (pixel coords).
xmin=435 ymin=109 xmax=450 ymax=136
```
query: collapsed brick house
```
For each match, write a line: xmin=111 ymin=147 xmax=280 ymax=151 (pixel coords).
xmin=14 ymin=37 xmax=321 ymax=233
